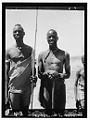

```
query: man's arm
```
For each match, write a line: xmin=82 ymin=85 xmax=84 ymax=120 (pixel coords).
xmin=30 ymin=49 xmax=37 ymax=86
xmin=5 ymin=50 xmax=10 ymax=81
xmin=5 ymin=51 xmax=10 ymax=104
xmin=38 ymin=54 xmax=45 ymax=79
xmin=59 ymin=52 xmax=71 ymax=79
xmin=74 ymin=71 xmax=81 ymax=101
xmin=38 ymin=54 xmax=43 ymax=79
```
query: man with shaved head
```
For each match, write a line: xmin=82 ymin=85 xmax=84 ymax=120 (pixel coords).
xmin=38 ymin=29 xmax=71 ymax=114
xmin=5 ymin=24 xmax=37 ymax=116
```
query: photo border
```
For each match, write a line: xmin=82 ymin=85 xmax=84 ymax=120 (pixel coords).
xmin=2 ymin=2 xmax=87 ymax=118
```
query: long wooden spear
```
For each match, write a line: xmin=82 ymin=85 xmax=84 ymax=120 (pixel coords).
xmin=30 ymin=8 xmax=38 ymax=110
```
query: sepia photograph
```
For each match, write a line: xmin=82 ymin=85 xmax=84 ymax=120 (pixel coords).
xmin=2 ymin=3 xmax=87 ymax=118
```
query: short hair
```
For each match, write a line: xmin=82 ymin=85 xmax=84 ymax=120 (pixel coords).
xmin=13 ymin=24 xmax=24 ymax=32
xmin=47 ymin=29 xmax=58 ymax=37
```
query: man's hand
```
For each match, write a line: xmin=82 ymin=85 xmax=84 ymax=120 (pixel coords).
xmin=59 ymin=73 xmax=64 ymax=79
xmin=76 ymin=100 xmax=81 ymax=109
xmin=44 ymin=71 xmax=60 ymax=79
xmin=42 ymin=71 xmax=64 ymax=80
xmin=43 ymin=72 xmax=49 ymax=78
xmin=43 ymin=72 xmax=53 ymax=79
xmin=30 ymin=76 xmax=37 ymax=87
xmin=51 ymin=72 xmax=59 ymax=78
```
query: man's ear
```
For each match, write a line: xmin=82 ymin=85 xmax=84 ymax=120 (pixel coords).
xmin=23 ymin=32 xmax=25 ymax=36
xmin=57 ymin=36 xmax=58 ymax=41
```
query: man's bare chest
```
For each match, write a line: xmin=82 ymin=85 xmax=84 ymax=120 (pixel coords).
xmin=44 ymin=52 xmax=65 ymax=65
xmin=9 ymin=48 xmax=30 ymax=63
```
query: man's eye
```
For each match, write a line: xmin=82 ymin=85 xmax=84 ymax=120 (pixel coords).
xmin=14 ymin=30 xmax=22 ymax=33
xmin=48 ymin=36 xmax=56 ymax=39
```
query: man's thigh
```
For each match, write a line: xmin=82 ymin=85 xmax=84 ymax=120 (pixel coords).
xmin=22 ymin=86 xmax=31 ymax=107
xmin=9 ymin=93 xmax=22 ymax=110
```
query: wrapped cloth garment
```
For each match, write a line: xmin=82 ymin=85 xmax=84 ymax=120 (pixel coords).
xmin=7 ymin=56 xmax=33 ymax=110
xmin=8 ymin=56 xmax=32 ymax=93
xmin=39 ymin=74 xmax=66 ymax=110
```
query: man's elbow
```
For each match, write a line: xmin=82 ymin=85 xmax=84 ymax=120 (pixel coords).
xmin=66 ymin=72 xmax=70 ymax=79
xmin=65 ymin=66 xmax=71 ymax=79
xmin=65 ymin=71 xmax=70 ymax=79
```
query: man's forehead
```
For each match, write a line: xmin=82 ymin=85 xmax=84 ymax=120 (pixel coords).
xmin=13 ymin=25 xmax=24 ymax=32
xmin=47 ymin=29 xmax=57 ymax=36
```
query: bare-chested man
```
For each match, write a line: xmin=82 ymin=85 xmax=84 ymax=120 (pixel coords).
xmin=5 ymin=24 xmax=37 ymax=116
xmin=38 ymin=29 xmax=71 ymax=113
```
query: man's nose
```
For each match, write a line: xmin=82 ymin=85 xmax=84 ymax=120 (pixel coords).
xmin=16 ymin=31 xmax=19 ymax=34
xmin=50 ymin=36 xmax=53 ymax=40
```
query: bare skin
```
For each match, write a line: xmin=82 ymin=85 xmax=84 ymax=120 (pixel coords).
xmin=6 ymin=24 xmax=32 ymax=69
xmin=38 ymin=29 xmax=71 ymax=110
xmin=5 ymin=24 xmax=37 ymax=116
xmin=38 ymin=29 xmax=70 ymax=81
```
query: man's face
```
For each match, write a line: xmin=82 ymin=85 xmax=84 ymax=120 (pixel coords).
xmin=47 ymin=30 xmax=58 ymax=47
xmin=13 ymin=25 xmax=24 ymax=42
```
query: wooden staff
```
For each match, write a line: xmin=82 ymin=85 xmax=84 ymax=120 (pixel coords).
xmin=30 ymin=8 xmax=38 ymax=110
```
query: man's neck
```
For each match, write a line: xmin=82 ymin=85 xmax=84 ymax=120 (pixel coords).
xmin=49 ymin=45 xmax=58 ymax=52
xmin=16 ymin=42 xmax=24 ymax=48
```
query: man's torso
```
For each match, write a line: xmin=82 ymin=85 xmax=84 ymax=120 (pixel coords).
xmin=40 ymin=49 xmax=65 ymax=74
xmin=7 ymin=44 xmax=32 ymax=68
xmin=6 ymin=44 xmax=33 ymax=93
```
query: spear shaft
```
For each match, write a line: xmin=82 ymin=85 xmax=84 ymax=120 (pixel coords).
xmin=31 ymin=8 xmax=38 ymax=110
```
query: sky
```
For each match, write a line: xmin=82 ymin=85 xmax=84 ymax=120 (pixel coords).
xmin=6 ymin=9 xmax=84 ymax=58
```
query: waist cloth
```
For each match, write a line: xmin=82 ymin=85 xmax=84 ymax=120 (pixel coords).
xmin=39 ymin=76 xmax=66 ymax=109
xmin=8 ymin=56 xmax=32 ymax=93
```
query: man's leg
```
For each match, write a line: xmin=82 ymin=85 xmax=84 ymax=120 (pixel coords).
xmin=9 ymin=92 xmax=22 ymax=116
xmin=22 ymin=86 xmax=31 ymax=116
xmin=54 ymin=82 xmax=66 ymax=116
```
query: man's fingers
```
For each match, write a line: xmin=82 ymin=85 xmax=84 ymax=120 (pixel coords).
xmin=30 ymin=76 xmax=37 ymax=83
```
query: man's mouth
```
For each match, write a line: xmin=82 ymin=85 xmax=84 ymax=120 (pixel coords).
xmin=15 ymin=35 xmax=20 ymax=38
xmin=49 ymin=41 xmax=54 ymax=44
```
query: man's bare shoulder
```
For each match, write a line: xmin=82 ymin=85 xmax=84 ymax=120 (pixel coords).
xmin=22 ymin=44 xmax=33 ymax=57
xmin=5 ymin=45 xmax=16 ymax=62
xmin=64 ymin=51 xmax=70 ymax=59
xmin=77 ymin=67 xmax=84 ymax=75
xmin=65 ymin=51 xmax=70 ymax=56
xmin=6 ymin=45 xmax=16 ymax=55
xmin=58 ymin=49 xmax=65 ymax=54
xmin=24 ymin=44 xmax=33 ymax=50
xmin=38 ymin=50 xmax=49 ymax=58
xmin=57 ymin=48 xmax=68 ymax=57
